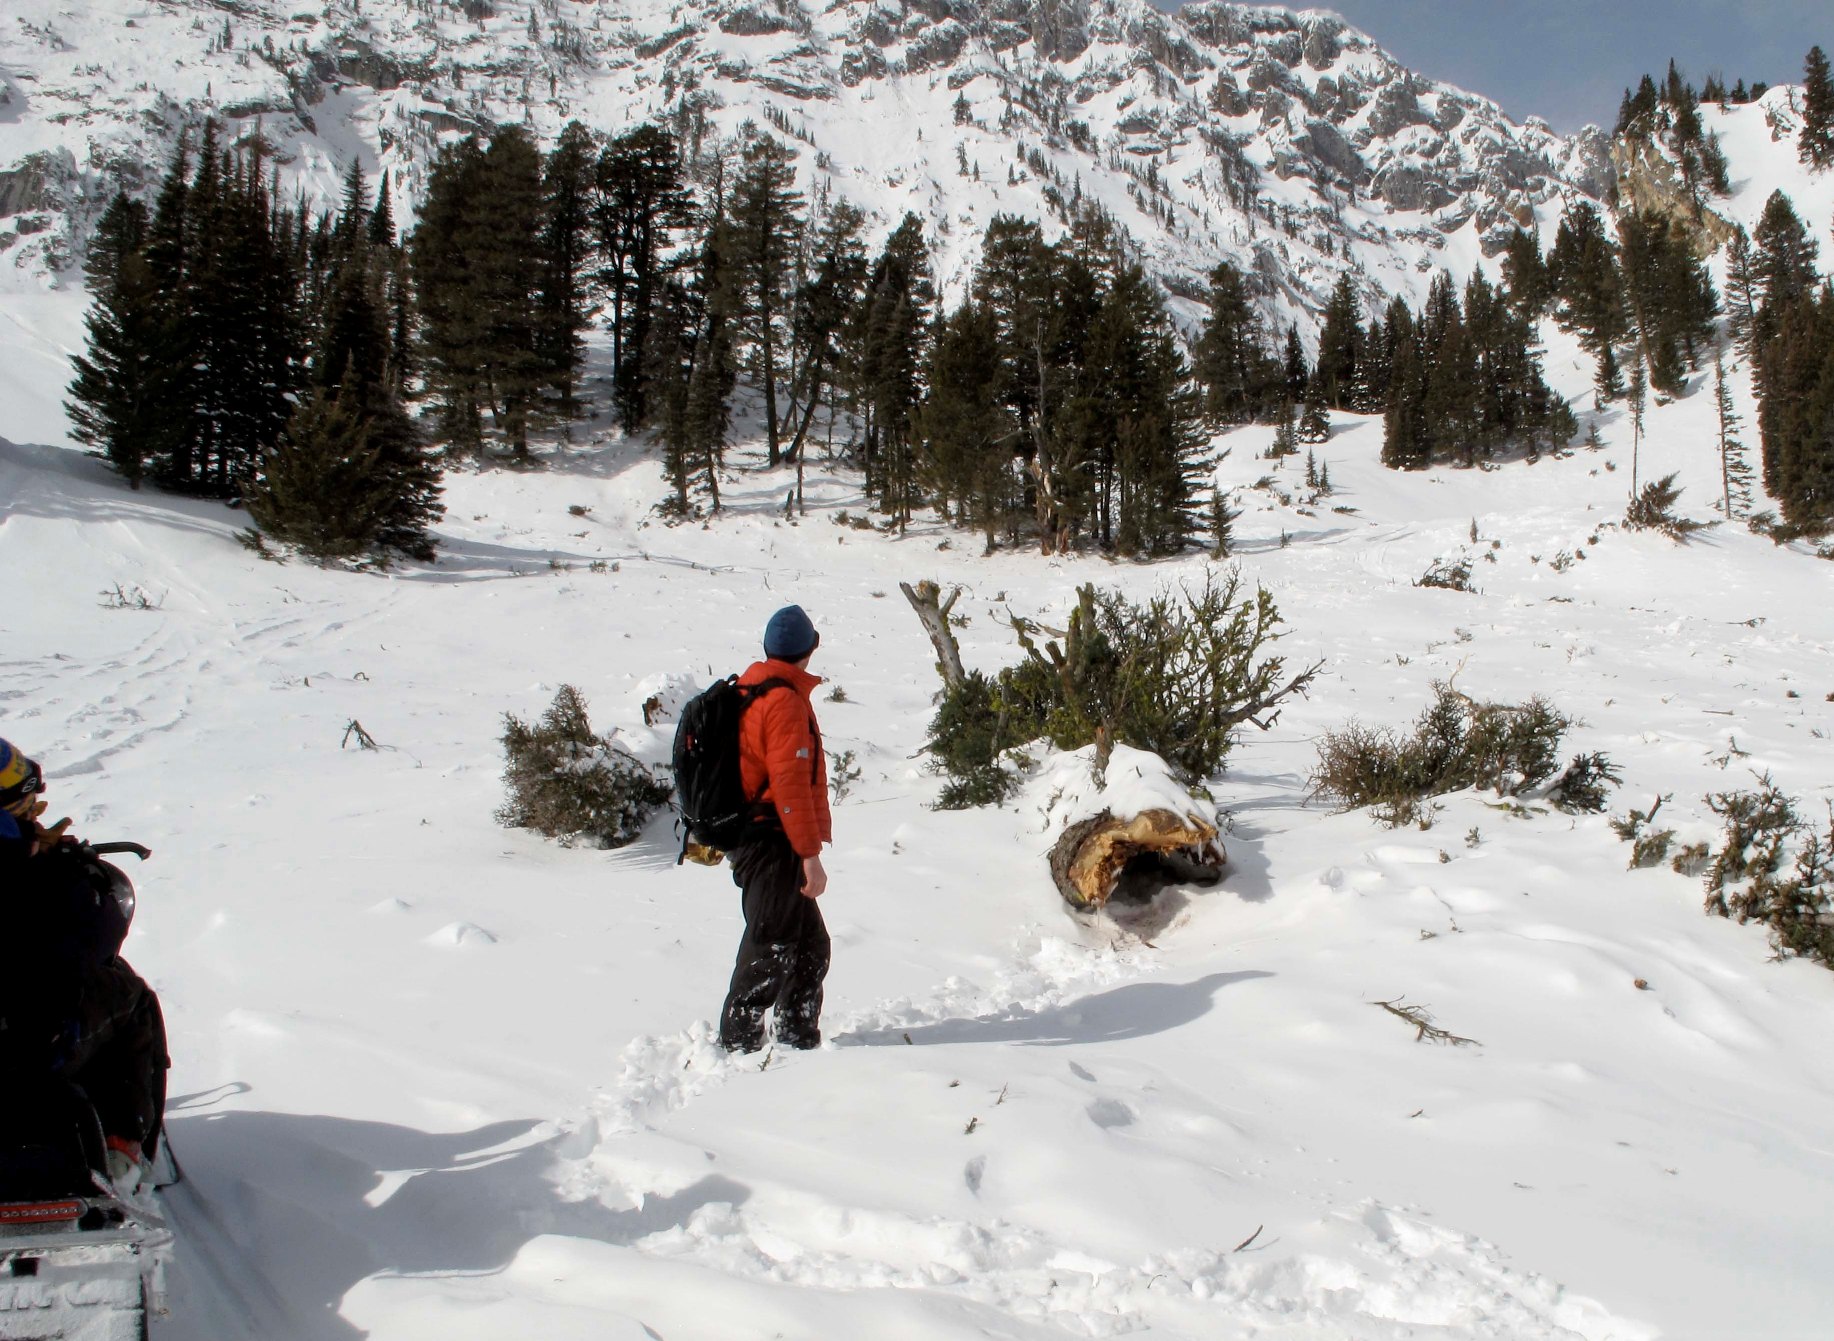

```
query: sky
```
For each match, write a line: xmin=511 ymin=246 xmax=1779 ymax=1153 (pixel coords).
xmin=1166 ymin=1 xmax=1829 ymax=133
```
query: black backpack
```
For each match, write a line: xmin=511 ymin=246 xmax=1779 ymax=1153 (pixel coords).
xmin=672 ymin=676 xmax=789 ymax=861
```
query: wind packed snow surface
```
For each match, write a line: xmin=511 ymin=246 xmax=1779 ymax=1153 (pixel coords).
xmin=5 ymin=291 xmax=1834 ymax=1339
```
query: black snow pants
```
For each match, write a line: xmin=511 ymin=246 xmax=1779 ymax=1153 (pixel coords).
xmin=62 ymin=958 xmax=170 ymax=1159
xmin=719 ymin=831 xmax=830 ymax=1053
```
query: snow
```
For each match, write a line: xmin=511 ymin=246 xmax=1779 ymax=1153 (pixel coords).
xmin=5 ymin=267 xmax=1834 ymax=1337
xmin=4 ymin=16 xmax=1834 ymax=1337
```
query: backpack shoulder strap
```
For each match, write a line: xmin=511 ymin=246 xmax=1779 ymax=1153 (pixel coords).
xmin=740 ymin=675 xmax=794 ymax=704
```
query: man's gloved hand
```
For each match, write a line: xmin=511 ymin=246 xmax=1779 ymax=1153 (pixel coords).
xmin=32 ymin=813 xmax=72 ymax=854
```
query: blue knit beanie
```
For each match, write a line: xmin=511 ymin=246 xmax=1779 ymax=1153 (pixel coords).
xmin=763 ymin=605 xmax=819 ymax=661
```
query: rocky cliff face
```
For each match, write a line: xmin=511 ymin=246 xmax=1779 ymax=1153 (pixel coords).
xmin=0 ymin=0 xmax=1613 ymax=335
xmin=1610 ymin=134 xmax=1738 ymax=255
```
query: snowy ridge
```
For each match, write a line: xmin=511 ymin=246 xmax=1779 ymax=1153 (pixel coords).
xmin=2 ymin=0 xmax=1610 ymax=332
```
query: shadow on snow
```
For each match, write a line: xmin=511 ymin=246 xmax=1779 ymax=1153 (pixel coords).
xmin=835 ymin=969 xmax=1273 ymax=1049
xmin=159 ymin=1106 xmax=749 ymax=1341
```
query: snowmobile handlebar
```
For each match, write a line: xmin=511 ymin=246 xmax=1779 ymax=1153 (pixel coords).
xmin=83 ymin=842 xmax=151 ymax=861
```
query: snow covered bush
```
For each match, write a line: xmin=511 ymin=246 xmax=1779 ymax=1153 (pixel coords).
xmin=1311 ymin=681 xmax=1578 ymax=826
xmin=1704 ymin=778 xmax=1834 ymax=968
xmin=926 ymin=571 xmax=1317 ymax=806
xmin=498 ymin=685 xmax=670 ymax=849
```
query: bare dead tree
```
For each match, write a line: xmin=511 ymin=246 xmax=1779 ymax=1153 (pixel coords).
xmin=899 ymin=579 xmax=967 ymax=690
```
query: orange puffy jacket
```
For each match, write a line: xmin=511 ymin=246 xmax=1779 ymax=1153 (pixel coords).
xmin=737 ymin=659 xmax=832 ymax=858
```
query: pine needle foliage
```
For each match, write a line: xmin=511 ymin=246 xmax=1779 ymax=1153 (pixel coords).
xmin=1705 ymin=778 xmax=1834 ymax=968
xmin=1624 ymin=472 xmax=1713 ymax=540
xmin=243 ymin=389 xmax=398 ymax=560
xmin=927 ymin=571 xmax=1317 ymax=805
xmin=1312 ymin=682 xmax=1578 ymax=826
xmin=498 ymin=685 xmax=671 ymax=849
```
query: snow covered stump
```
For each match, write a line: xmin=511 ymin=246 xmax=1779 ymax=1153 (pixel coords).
xmin=1028 ymin=744 xmax=1227 ymax=919
xmin=1047 ymin=807 xmax=1226 ymax=912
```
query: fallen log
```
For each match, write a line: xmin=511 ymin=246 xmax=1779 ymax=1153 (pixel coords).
xmin=1047 ymin=808 xmax=1226 ymax=912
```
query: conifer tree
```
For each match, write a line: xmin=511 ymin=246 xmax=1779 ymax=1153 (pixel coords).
xmin=1714 ymin=350 xmax=1754 ymax=519
xmin=1084 ymin=261 xmax=1201 ymax=554
xmin=1618 ymin=209 xmax=1718 ymax=397
xmin=1312 ymin=273 xmax=1362 ymax=410
xmin=858 ymin=213 xmax=933 ymax=532
xmin=245 ymin=388 xmax=388 ymax=558
xmin=66 ymin=195 xmax=166 ymax=489
xmin=538 ymin=121 xmax=598 ymax=425
xmin=681 ymin=212 xmax=742 ymax=513
xmin=1500 ymin=227 xmax=1551 ymax=316
xmin=368 ymin=170 xmax=397 ymax=248
xmin=1754 ymin=287 xmax=1834 ymax=521
xmin=729 ymin=135 xmax=804 ymax=466
xmin=478 ymin=128 xmax=549 ymax=455
xmin=1193 ymin=260 xmax=1278 ymax=424
xmin=1549 ymin=202 xmax=1630 ymax=399
xmin=1801 ymin=46 xmax=1834 ymax=170
xmin=1381 ymin=304 xmax=1429 ymax=469
xmin=973 ymin=214 xmax=1096 ymax=552
xmin=784 ymin=199 xmax=868 ymax=470
xmin=1723 ymin=225 xmax=1759 ymax=356
xmin=412 ymin=129 xmax=547 ymax=455
xmin=1627 ymin=358 xmax=1648 ymax=493
xmin=1751 ymin=191 xmax=1821 ymax=314
xmin=411 ymin=138 xmax=492 ymax=451
xmin=921 ymin=299 xmax=1010 ymax=544
xmin=254 ymin=164 xmax=440 ymax=560
xmin=1283 ymin=324 xmax=1309 ymax=403
xmin=165 ymin=128 xmax=299 ymax=496
xmin=594 ymin=124 xmax=687 ymax=434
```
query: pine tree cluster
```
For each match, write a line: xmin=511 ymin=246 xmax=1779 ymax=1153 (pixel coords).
xmin=931 ymin=213 xmax=1204 ymax=555
xmin=1378 ymin=270 xmax=1574 ymax=469
xmin=1614 ymin=61 xmax=1732 ymax=200
xmin=1742 ymin=191 xmax=1834 ymax=532
xmin=67 ymin=125 xmax=441 ymax=559
xmin=1531 ymin=201 xmax=1720 ymax=406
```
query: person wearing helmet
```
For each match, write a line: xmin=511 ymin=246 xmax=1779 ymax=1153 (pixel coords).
xmin=1 ymin=739 xmax=169 ymax=1192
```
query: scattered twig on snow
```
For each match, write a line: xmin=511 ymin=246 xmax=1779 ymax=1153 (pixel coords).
xmin=1371 ymin=996 xmax=1480 ymax=1047
xmin=1232 ymin=1225 xmax=1263 ymax=1253
xmin=964 ymin=1116 xmax=979 ymax=1135
xmin=995 ymin=1083 xmax=1008 ymax=1106
xmin=342 ymin=719 xmax=380 ymax=750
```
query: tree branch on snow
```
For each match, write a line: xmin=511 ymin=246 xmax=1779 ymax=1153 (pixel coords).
xmin=1371 ymin=996 xmax=1480 ymax=1047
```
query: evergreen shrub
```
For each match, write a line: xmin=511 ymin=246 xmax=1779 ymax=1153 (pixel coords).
xmin=927 ymin=571 xmax=1315 ymax=805
xmin=1311 ymin=682 xmax=1578 ymax=826
xmin=1624 ymin=473 xmax=1712 ymax=541
xmin=498 ymin=685 xmax=669 ymax=848
xmin=1704 ymin=778 xmax=1834 ymax=968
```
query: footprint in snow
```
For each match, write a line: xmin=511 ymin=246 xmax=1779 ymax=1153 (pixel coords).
xmin=963 ymin=1154 xmax=986 ymax=1194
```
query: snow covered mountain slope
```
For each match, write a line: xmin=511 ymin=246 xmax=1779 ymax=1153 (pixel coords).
xmin=4 ymin=285 xmax=1834 ymax=1337
xmin=0 ymin=0 xmax=1610 ymax=329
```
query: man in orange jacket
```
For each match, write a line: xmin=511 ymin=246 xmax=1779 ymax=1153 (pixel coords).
xmin=720 ymin=604 xmax=833 ymax=1053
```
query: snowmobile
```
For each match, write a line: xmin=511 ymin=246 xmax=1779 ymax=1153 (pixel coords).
xmin=0 ymin=844 xmax=177 ymax=1341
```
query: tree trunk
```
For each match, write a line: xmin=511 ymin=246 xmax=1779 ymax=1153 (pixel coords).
xmin=899 ymin=579 xmax=967 ymax=690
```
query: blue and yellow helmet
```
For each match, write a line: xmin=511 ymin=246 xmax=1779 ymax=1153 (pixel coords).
xmin=0 ymin=738 xmax=44 ymax=817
